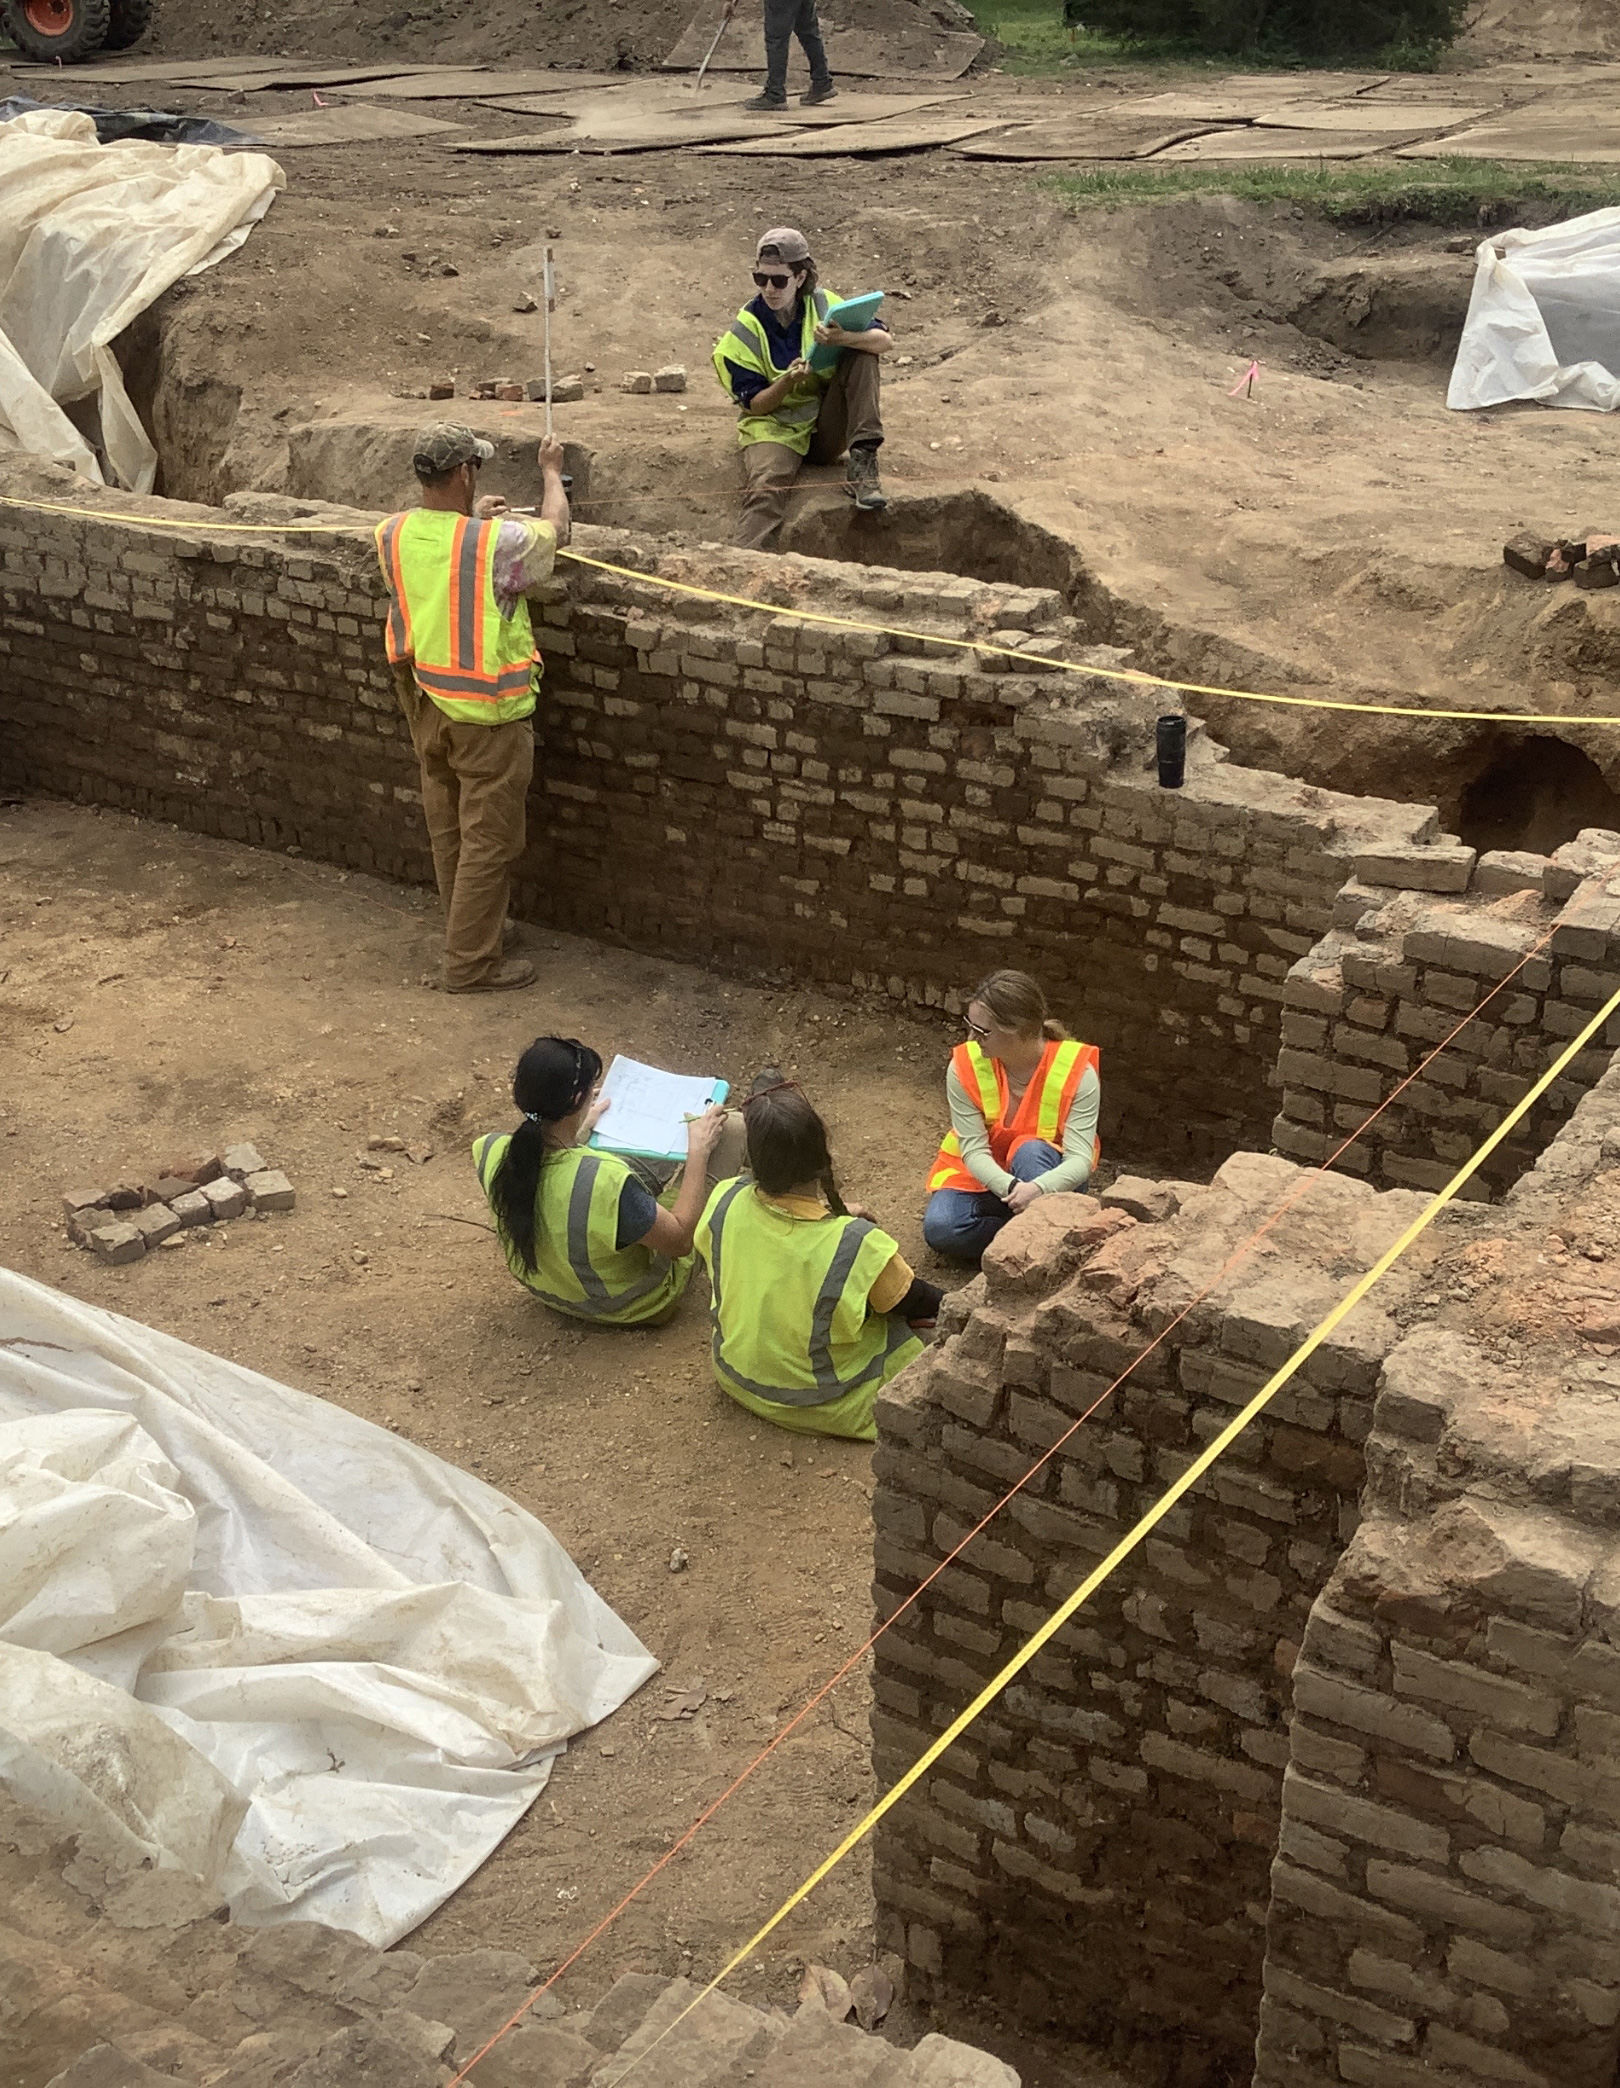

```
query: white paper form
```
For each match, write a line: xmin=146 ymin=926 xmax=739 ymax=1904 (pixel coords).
xmin=587 ymin=1055 xmax=729 ymax=1163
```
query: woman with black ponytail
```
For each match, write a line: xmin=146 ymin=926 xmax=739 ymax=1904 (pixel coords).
xmin=694 ymin=1081 xmax=940 ymax=1441
xmin=474 ymin=1035 xmax=737 ymax=1327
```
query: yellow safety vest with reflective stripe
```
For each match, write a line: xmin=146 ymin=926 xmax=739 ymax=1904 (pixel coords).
xmin=473 ymin=1132 xmax=692 ymax=1326
xmin=927 ymin=1038 xmax=1100 ymax=1194
xmin=375 ymin=509 xmax=541 ymax=726
xmin=695 ymin=1179 xmax=922 ymax=1424
xmin=711 ymin=288 xmax=838 ymax=454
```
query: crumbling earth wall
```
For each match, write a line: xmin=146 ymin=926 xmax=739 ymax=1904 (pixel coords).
xmin=1 ymin=459 xmax=1470 ymax=1177
xmin=868 ymin=1068 xmax=1620 ymax=2088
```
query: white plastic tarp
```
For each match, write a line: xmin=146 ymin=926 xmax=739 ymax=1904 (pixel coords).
xmin=1449 ymin=205 xmax=1620 ymax=412
xmin=0 ymin=109 xmax=283 ymax=492
xmin=0 ymin=1266 xmax=657 ymax=1945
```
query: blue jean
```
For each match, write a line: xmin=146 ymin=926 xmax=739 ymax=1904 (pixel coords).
xmin=922 ymin=1140 xmax=1063 ymax=1264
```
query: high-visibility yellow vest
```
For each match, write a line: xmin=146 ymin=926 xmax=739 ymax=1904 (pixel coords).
xmin=473 ymin=1132 xmax=691 ymax=1326
xmin=926 ymin=1039 xmax=1100 ymax=1195
xmin=711 ymin=288 xmax=838 ymax=455
xmin=694 ymin=1179 xmax=922 ymax=1440
xmin=375 ymin=509 xmax=543 ymax=726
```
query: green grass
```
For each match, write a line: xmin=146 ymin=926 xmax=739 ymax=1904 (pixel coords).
xmin=967 ymin=0 xmax=1458 ymax=75
xmin=1048 ymin=156 xmax=1620 ymax=224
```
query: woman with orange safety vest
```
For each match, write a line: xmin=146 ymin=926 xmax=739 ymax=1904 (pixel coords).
xmin=922 ymin=970 xmax=1101 ymax=1263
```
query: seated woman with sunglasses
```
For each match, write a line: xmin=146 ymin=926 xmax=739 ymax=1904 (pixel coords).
xmin=711 ymin=225 xmax=891 ymax=553
xmin=475 ymin=1035 xmax=746 ymax=1328
xmin=922 ymin=970 xmax=1102 ymax=1264
xmin=696 ymin=1081 xmax=940 ymax=1441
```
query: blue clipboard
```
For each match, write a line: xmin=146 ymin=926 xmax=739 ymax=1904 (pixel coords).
xmin=808 ymin=291 xmax=885 ymax=373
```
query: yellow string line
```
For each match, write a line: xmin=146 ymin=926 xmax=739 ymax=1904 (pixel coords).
xmin=3 ymin=491 xmax=1616 ymax=728
xmin=600 ymin=976 xmax=1620 ymax=2088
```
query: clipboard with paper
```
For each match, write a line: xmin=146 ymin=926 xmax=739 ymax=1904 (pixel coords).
xmin=587 ymin=1055 xmax=730 ymax=1165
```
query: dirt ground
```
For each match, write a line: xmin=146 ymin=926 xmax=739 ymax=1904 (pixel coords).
xmin=66 ymin=45 xmax=1620 ymax=825
xmin=0 ymin=796 xmax=1133 ymax=2084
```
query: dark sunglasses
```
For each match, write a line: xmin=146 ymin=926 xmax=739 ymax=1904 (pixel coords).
xmin=752 ymin=270 xmax=794 ymax=289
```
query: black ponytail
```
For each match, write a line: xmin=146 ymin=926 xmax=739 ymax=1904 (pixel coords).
xmin=489 ymin=1036 xmax=603 ymax=1274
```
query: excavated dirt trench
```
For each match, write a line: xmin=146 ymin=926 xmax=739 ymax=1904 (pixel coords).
xmin=110 ymin=177 xmax=1620 ymax=864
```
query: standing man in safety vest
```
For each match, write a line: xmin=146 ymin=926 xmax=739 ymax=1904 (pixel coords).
xmin=711 ymin=227 xmax=891 ymax=553
xmin=376 ymin=424 xmax=571 ymax=993
xmin=921 ymin=969 xmax=1101 ymax=1263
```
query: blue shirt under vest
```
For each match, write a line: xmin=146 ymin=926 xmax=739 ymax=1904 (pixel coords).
xmin=724 ymin=295 xmax=890 ymax=407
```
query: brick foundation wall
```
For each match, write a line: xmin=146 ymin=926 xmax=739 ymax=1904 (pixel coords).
xmin=869 ymin=1068 xmax=1620 ymax=2088
xmin=2 ymin=462 xmax=1456 ymax=1177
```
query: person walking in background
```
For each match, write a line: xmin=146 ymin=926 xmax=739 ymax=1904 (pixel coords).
xmin=376 ymin=423 xmax=570 ymax=994
xmin=712 ymin=227 xmax=890 ymax=551
xmin=474 ymin=1035 xmax=747 ymax=1327
xmin=922 ymin=970 xmax=1101 ymax=1263
xmin=735 ymin=0 xmax=837 ymax=111
xmin=696 ymin=1081 xmax=940 ymax=1441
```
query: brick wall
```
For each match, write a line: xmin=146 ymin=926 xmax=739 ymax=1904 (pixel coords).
xmin=869 ymin=1065 xmax=1620 ymax=2088
xmin=867 ymin=1160 xmax=1424 ymax=2085
xmin=2 ymin=461 xmax=1455 ymax=1177
xmin=1272 ymin=833 xmax=1620 ymax=1198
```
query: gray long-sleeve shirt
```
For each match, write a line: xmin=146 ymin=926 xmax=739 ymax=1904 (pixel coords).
xmin=945 ymin=1059 xmax=1101 ymax=1200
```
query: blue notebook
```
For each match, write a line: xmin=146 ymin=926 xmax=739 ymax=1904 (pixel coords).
xmin=808 ymin=291 xmax=886 ymax=373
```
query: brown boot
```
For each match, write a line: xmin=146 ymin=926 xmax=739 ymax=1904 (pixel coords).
xmin=445 ymin=958 xmax=536 ymax=994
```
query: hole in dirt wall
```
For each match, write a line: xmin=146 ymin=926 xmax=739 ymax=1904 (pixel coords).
xmin=1457 ymin=734 xmax=1620 ymax=857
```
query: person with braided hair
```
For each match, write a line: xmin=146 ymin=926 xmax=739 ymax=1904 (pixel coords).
xmin=474 ymin=1035 xmax=746 ymax=1327
xmin=695 ymin=1081 xmax=940 ymax=1440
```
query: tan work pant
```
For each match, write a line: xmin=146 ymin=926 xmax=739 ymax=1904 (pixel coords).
xmin=736 ymin=349 xmax=884 ymax=553
xmin=397 ymin=668 xmax=534 ymax=990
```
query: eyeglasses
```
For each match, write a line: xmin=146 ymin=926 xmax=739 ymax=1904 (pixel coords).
xmin=964 ymin=1017 xmax=991 ymax=1041
xmin=752 ymin=271 xmax=793 ymax=289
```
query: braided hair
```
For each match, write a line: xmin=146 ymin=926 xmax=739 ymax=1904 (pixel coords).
xmin=489 ymin=1036 xmax=603 ymax=1273
xmin=743 ymin=1084 xmax=848 ymax=1217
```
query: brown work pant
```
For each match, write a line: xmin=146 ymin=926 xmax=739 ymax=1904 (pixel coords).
xmin=397 ymin=668 xmax=534 ymax=990
xmin=735 ymin=349 xmax=884 ymax=553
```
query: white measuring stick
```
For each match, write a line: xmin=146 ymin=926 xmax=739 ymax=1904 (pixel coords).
xmin=542 ymin=245 xmax=557 ymax=440
xmin=694 ymin=2 xmax=733 ymax=90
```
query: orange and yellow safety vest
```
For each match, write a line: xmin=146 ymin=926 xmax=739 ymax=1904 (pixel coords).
xmin=375 ymin=509 xmax=543 ymax=726
xmin=926 ymin=1038 xmax=1099 ymax=1195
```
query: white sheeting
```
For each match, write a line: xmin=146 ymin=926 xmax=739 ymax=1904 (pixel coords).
xmin=0 ymin=1266 xmax=657 ymax=1945
xmin=1449 ymin=205 xmax=1620 ymax=413
xmin=0 ymin=109 xmax=283 ymax=492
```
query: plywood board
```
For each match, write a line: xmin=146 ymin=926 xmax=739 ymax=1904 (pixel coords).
xmin=1253 ymin=100 xmax=1488 ymax=129
xmin=336 ymin=68 xmax=591 ymax=98
xmin=660 ymin=9 xmax=981 ymax=77
xmin=453 ymin=111 xmax=806 ymax=151
xmin=1397 ymin=119 xmax=1620 ymax=161
xmin=9 ymin=54 xmax=279 ymax=81
xmin=954 ymin=118 xmax=1222 ymax=160
xmin=1150 ymin=124 xmax=1428 ymax=160
xmin=478 ymin=83 xmax=961 ymax=124
xmin=699 ymin=112 xmax=1008 ymax=153
xmin=245 ymin=105 xmax=467 ymax=145
xmin=1118 ymin=71 xmax=1388 ymax=120
xmin=168 ymin=63 xmax=469 ymax=89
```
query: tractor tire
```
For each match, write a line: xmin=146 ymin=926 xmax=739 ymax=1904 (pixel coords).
xmin=100 ymin=0 xmax=151 ymax=49
xmin=1 ymin=0 xmax=111 ymax=60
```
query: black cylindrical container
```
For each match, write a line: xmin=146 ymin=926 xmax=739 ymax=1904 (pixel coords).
xmin=1156 ymin=713 xmax=1187 ymax=790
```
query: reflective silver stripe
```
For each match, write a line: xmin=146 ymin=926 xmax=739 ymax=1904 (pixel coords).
xmin=414 ymin=661 xmax=536 ymax=699
xmin=813 ymin=289 xmax=829 ymax=320
xmin=378 ymin=517 xmax=409 ymax=658
xmin=726 ymin=318 xmax=765 ymax=361
xmin=556 ymin=1154 xmax=674 ymax=1319
xmin=708 ymin=1195 xmax=913 ymax=1407
xmin=453 ymin=518 xmax=482 ymax=669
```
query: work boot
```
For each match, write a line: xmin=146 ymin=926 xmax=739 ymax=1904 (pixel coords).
xmin=801 ymin=80 xmax=837 ymax=104
xmin=445 ymin=958 xmax=537 ymax=994
xmin=743 ymin=91 xmax=788 ymax=110
xmin=846 ymin=443 xmax=887 ymax=513
xmin=502 ymin=916 xmax=525 ymax=952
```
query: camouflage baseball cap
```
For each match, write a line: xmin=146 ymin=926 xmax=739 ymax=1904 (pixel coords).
xmin=412 ymin=422 xmax=495 ymax=476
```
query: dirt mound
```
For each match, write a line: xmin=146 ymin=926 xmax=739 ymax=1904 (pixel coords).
xmin=144 ymin=0 xmax=979 ymax=81
xmin=1457 ymin=0 xmax=1620 ymax=59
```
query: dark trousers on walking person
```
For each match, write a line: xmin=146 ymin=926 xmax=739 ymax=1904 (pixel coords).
xmin=736 ymin=350 xmax=882 ymax=551
xmin=762 ymin=0 xmax=832 ymax=103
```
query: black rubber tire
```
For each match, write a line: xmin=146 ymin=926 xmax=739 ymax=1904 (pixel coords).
xmin=1 ymin=0 xmax=111 ymax=60
xmin=100 ymin=0 xmax=151 ymax=51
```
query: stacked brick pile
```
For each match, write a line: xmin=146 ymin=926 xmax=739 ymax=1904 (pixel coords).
xmin=62 ymin=1142 xmax=295 ymax=1265
xmin=1273 ymin=828 xmax=1620 ymax=1198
